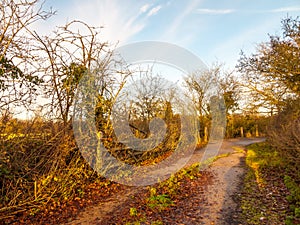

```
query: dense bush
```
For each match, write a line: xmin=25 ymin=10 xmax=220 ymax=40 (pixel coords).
xmin=267 ymin=98 xmax=300 ymax=223
xmin=0 ymin=120 xmax=99 ymax=220
xmin=267 ymin=99 xmax=300 ymax=177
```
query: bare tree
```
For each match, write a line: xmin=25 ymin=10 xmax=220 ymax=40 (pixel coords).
xmin=128 ymin=69 xmax=176 ymax=123
xmin=218 ymin=71 xmax=240 ymax=114
xmin=31 ymin=20 xmax=129 ymax=125
xmin=185 ymin=63 xmax=240 ymax=116
xmin=0 ymin=0 xmax=54 ymax=111
xmin=111 ymin=67 xmax=178 ymax=143
xmin=184 ymin=68 xmax=217 ymax=118
xmin=184 ymin=63 xmax=237 ymax=142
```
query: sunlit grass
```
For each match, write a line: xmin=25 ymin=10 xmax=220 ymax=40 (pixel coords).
xmin=240 ymin=142 xmax=298 ymax=224
xmin=245 ymin=142 xmax=283 ymax=188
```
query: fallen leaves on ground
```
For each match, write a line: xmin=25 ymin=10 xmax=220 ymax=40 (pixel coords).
xmin=3 ymin=181 xmax=125 ymax=225
xmin=98 ymin=171 xmax=214 ymax=225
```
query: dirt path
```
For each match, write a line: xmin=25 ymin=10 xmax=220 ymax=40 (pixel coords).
xmin=198 ymin=149 xmax=245 ymax=224
xmin=66 ymin=138 xmax=264 ymax=225
xmin=196 ymin=138 xmax=265 ymax=224
xmin=65 ymin=186 xmax=146 ymax=225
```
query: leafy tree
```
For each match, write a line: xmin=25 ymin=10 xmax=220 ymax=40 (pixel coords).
xmin=0 ymin=57 xmax=23 ymax=90
xmin=238 ymin=18 xmax=300 ymax=220
xmin=237 ymin=16 xmax=300 ymax=114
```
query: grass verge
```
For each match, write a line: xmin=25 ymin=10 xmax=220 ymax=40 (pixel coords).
xmin=240 ymin=142 xmax=300 ymax=225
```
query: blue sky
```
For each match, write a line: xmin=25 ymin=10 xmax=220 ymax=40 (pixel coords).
xmin=38 ymin=0 xmax=300 ymax=69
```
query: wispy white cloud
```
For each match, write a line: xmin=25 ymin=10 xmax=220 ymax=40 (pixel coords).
xmin=197 ymin=8 xmax=235 ymax=15
xmin=162 ymin=0 xmax=202 ymax=41
xmin=140 ymin=4 xmax=151 ymax=13
xmin=243 ymin=6 xmax=300 ymax=14
xmin=267 ymin=6 xmax=300 ymax=13
xmin=66 ymin=0 xmax=148 ymax=44
xmin=67 ymin=1 xmax=165 ymax=44
xmin=196 ymin=6 xmax=300 ymax=16
xmin=147 ymin=5 xmax=162 ymax=17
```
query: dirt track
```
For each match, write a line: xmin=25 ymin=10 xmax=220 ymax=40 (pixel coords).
xmin=67 ymin=138 xmax=265 ymax=225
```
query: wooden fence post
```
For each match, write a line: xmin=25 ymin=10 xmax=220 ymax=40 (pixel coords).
xmin=255 ymin=124 xmax=259 ymax=137
xmin=204 ymin=126 xmax=208 ymax=142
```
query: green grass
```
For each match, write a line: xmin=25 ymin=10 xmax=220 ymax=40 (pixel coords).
xmin=146 ymin=193 xmax=174 ymax=211
xmin=241 ymin=142 xmax=300 ymax=224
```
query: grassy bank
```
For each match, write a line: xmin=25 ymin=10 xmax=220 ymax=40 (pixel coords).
xmin=240 ymin=142 xmax=300 ymax=225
